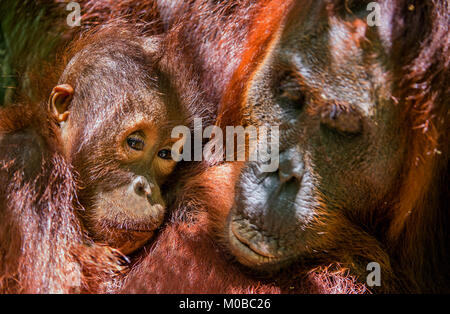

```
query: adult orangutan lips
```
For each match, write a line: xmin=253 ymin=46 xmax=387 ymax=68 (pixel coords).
xmin=227 ymin=223 xmax=299 ymax=274
xmin=226 ymin=211 xmax=299 ymax=271
xmin=230 ymin=219 xmax=277 ymax=259
xmin=228 ymin=226 xmax=278 ymax=267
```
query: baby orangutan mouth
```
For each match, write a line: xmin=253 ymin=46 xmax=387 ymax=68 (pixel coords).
xmin=103 ymin=214 xmax=165 ymax=256
xmin=108 ymin=230 xmax=156 ymax=256
xmin=90 ymin=176 xmax=168 ymax=255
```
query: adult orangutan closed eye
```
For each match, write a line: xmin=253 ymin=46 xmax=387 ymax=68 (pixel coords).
xmin=218 ymin=0 xmax=449 ymax=293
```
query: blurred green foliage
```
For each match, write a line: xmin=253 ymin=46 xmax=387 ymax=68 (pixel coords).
xmin=0 ymin=1 xmax=69 ymax=106
xmin=0 ymin=23 xmax=14 ymax=105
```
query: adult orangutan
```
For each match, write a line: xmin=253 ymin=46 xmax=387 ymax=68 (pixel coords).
xmin=122 ymin=0 xmax=449 ymax=293
xmin=219 ymin=0 xmax=449 ymax=293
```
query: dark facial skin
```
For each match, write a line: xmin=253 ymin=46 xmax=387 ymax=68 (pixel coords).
xmin=226 ymin=2 xmax=407 ymax=270
xmin=49 ymin=34 xmax=183 ymax=255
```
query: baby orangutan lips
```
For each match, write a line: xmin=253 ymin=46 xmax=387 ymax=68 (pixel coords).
xmin=111 ymin=229 xmax=155 ymax=255
xmin=93 ymin=185 xmax=166 ymax=255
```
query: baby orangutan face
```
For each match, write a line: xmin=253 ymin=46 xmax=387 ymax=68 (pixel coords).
xmin=48 ymin=32 xmax=185 ymax=254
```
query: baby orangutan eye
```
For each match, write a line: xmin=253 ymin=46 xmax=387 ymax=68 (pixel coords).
xmin=127 ymin=134 xmax=145 ymax=151
xmin=157 ymin=149 xmax=172 ymax=160
xmin=320 ymin=102 xmax=363 ymax=135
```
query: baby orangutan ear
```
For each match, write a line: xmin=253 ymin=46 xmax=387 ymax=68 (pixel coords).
xmin=49 ymin=84 xmax=74 ymax=123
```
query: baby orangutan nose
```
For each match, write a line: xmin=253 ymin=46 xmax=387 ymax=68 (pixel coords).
xmin=125 ymin=175 xmax=165 ymax=224
xmin=132 ymin=176 xmax=153 ymax=199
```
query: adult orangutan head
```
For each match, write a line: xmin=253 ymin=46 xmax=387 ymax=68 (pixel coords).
xmin=222 ymin=0 xmax=449 ymax=287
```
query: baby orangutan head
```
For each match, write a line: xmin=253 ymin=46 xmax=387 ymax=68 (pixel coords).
xmin=48 ymin=27 xmax=185 ymax=254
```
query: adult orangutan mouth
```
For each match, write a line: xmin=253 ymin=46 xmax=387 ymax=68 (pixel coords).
xmin=227 ymin=217 xmax=290 ymax=270
xmin=231 ymin=222 xmax=275 ymax=258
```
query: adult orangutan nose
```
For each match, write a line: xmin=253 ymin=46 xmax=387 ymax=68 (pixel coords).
xmin=278 ymin=147 xmax=304 ymax=183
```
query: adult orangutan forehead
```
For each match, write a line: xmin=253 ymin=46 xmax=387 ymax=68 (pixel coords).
xmin=281 ymin=0 xmax=395 ymax=49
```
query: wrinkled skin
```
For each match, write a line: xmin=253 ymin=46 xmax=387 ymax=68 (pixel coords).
xmin=223 ymin=0 xmax=449 ymax=294
xmin=227 ymin=1 xmax=404 ymax=270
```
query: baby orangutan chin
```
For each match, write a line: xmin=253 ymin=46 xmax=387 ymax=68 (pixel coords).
xmin=49 ymin=28 xmax=184 ymax=254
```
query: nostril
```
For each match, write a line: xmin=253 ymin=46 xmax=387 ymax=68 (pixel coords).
xmin=133 ymin=176 xmax=152 ymax=197
xmin=278 ymin=148 xmax=304 ymax=183
xmin=278 ymin=162 xmax=303 ymax=183
xmin=278 ymin=169 xmax=293 ymax=183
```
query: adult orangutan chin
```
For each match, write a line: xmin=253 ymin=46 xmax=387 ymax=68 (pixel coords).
xmin=122 ymin=0 xmax=448 ymax=294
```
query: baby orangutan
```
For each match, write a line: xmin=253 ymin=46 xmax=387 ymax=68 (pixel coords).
xmin=48 ymin=28 xmax=184 ymax=254
xmin=0 ymin=25 xmax=188 ymax=293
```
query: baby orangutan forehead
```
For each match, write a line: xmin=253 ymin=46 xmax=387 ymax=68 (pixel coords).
xmin=118 ymin=92 xmax=172 ymax=127
xmin=66 ymin=52 xmax=173 ymax=127
xmin=82 ymin=90 xmax=171 ymax=140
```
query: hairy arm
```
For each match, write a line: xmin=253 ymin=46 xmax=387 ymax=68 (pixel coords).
xmin=0 ymin=106 xmax=121 ymax=293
